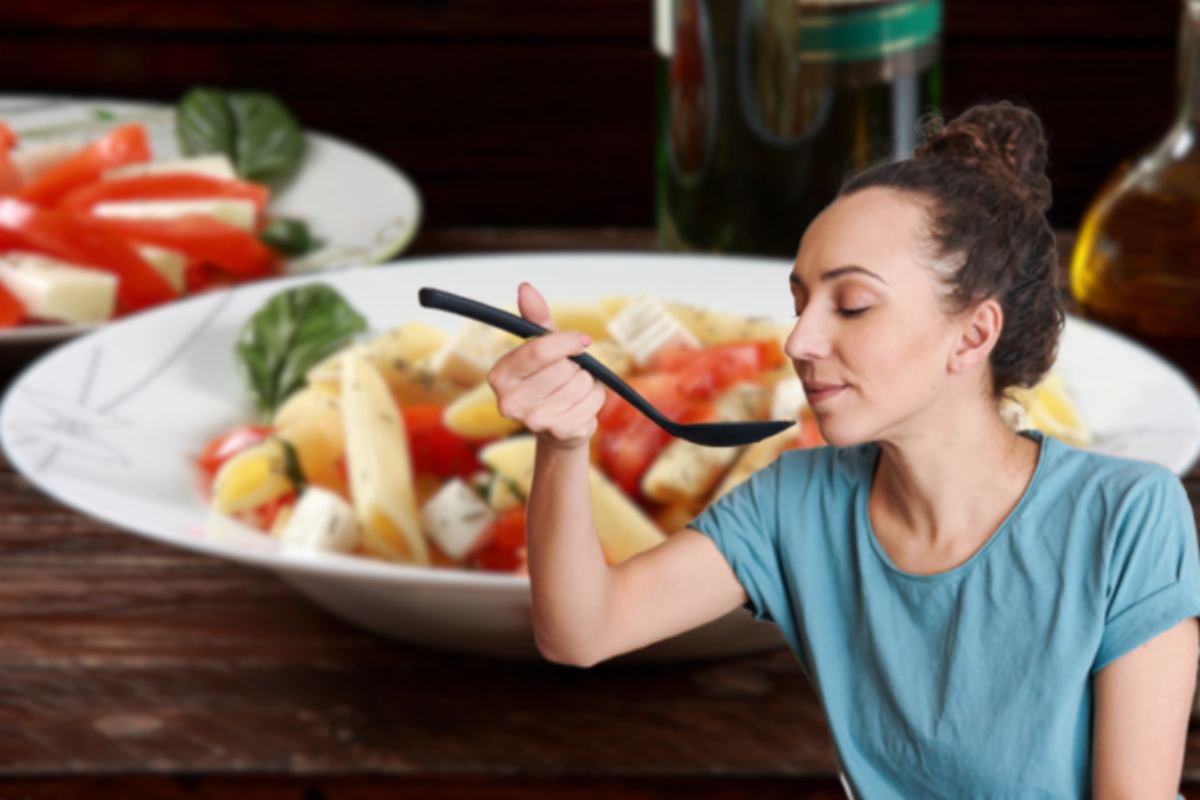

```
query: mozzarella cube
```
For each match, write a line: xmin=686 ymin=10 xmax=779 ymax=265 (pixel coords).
xmin=770 ymin=375 xmax=808 ymax=421
xmin=605 ymin=292 xmax=700 ymax=367
xmin=278 ymin=487 xmax=361 ymax=554
xmin=420 ymin=478 xmax=497 ymax=561
xmin=430 ymin=320 xmax=518 ymax=387
xmin=0 ymin=251 xmax=117 ymax=324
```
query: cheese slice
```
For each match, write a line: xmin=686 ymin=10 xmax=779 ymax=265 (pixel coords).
xmin=10 ymin=142 xmax=76 ymax=184
xmin=92 ymin=198 xmax=257 ymax=231
xmin=135 ymin=245 xmax=186 ymax=293
xmin=0 ymin=251 xmax=116 ymax=324
xmin=104 ymin=154 xmax=238 ymax=181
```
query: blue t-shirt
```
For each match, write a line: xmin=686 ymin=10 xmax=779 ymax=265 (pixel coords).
xmin=689 ymin=429 xmax=1200 ymax=799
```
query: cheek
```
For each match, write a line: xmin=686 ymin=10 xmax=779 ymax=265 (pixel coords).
xmin=845 ymin=312 xmax=948 ymax=396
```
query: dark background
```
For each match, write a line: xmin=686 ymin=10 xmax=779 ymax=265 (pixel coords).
xmin=0 ymin=0 xmax=1180 ymax=231
xmin=0 ymin=0 xmax=1184 ymax=232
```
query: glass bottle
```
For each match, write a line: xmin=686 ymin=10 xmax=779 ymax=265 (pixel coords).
xmin=654 ymin=0 xmax=943 ymax=258
xmin=1070 ymin=0 xmax=1200 ymax=374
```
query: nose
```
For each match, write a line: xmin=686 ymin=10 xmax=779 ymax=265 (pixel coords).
xmin=784 ymin=310 xmax=832 ymax=363
xmin=782 ymin=307 xmax=830 ymax=362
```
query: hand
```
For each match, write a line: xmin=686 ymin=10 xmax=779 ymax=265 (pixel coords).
xmin=485 ymin=282 xmax=608 ymax=450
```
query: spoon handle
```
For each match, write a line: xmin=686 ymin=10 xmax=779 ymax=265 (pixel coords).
xmin=417 ymin=288 xmax=674 ymax=429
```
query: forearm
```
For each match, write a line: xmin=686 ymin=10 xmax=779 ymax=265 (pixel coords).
xmin=526 ymin=436 xmax=613 ymax=666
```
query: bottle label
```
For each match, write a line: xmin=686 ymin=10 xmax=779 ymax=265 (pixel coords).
xmin=795 ymin=0 xmax=942 ymax=63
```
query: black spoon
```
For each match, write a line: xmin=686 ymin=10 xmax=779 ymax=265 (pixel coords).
xmin=418 ymin=287 xmax=796 ymax=448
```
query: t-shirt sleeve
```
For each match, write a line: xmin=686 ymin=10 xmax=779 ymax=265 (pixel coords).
xmin=687 ymin=457 xmax=785 ymax=623
xmin=1092 ymin=469 xmax=1200 ymax=674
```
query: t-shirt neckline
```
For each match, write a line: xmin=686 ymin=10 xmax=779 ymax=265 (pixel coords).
xmin=859 ymin=429 xmax=1052 ymax=581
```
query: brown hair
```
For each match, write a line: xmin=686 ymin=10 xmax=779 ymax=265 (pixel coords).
xmin=838 ymin=100 xmax=1064 ymax=401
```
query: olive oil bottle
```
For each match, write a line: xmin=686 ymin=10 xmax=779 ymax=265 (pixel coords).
xmin=654 ymin=0 xmax=943 ymax=258
xmin=1070 ymin=0 xmax=1200 ymax=373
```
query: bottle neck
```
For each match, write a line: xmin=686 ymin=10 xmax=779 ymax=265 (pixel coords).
xmin=1178 ymin=0 xmax=1200 ymax=124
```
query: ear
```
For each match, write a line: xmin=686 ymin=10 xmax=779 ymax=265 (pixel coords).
xmin=948 ymin=298 xmax=1002 ymax=374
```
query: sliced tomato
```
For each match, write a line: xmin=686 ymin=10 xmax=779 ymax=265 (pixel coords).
xmin=470 ymin=506 xmax=527 ymax=572
xmin=257 ymin=491 xmax=297 ymax=531
xmin=0 ymin=198 xmax=177 ymax=313
xmin=598 ymin=411 xmax=674 ymax=499
xmin=17 ymin=123 xmax=151 ymax=206
xmin=90 ymin=214 xmax=276 ymax=278
xmin=597 ymin=373 xmax=690 ymax=434
xmin=58 ymin=173 xmax=270 ymax=212
xmin=196 ymin=425 xmax=272 ymax=481
xmin=0 ymin=280 xmax=24 ymax=328
xmin=0 ymin=122 xmax=20 ymax=195
xmin=185 ymin=260 xmax=237 ymax=294
xmin=650 ymin=340 xmax=785 ymax=397
xmin=400 ymin=405 xmax=487 ymax=479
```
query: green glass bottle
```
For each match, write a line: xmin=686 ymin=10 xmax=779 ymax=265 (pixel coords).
xmin=655 ymin=0 xmax=943 ymax=257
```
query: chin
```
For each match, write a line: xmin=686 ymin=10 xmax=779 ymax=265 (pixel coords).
xmin=811 ymin=415 xmax=868 ymax=449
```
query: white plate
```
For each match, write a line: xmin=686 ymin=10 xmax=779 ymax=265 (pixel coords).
xmin=3 ymin=253 xmax=1199 ymax=663
xmin=0 ymin=94 xmax=422 ymax=345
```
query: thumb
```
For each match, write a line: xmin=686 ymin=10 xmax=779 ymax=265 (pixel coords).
xmin=517 ymin=282 xmax=555 ymax=331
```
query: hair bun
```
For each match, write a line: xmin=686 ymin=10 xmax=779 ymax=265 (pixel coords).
xmin=914 ymin=101 xmax=1051 ymax=214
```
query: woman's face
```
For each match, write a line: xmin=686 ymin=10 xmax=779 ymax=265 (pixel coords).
xmin=785 ymin=187 xmax=971 ymax=447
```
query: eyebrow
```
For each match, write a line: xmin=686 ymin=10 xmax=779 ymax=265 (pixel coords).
xmin=789 ymin=265 xmax=887 ymax=288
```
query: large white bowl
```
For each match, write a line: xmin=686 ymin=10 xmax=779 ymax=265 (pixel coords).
xmin=2 ymin=253 xmax=1199 ymax=663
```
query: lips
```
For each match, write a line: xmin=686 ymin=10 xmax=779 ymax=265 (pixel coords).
xmin=803 ymin=381 xmax=847 ymax=404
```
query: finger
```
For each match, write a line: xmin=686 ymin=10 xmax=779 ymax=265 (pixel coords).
xmin=544 ymin=382 xmax=608 ymax=443
xmin=502 ymin=330 xmax=591 ymax=382
xmin=517 ymin=282 xmax=555 ymax=331
xmin=524 ymin=370 xmax=596 ymax=430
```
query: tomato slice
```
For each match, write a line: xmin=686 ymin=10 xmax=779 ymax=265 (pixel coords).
xmin=17 ymin=123 xmax=151 ymax=206
xmin=598 ymin=411 xmax=674 ymax=499
xmin=650 ymin=340 xmax=785 ymax=397
xmin=90 ymin=214 xmax=276 ymax=278
xmin=0 ymin=280 xmax=24 ymax=328
xmin=400 ymin=405 xmax=487 ymax=479
xmin=196 ymin=425 xmax=272 ymax=481
xmin=470 ymin=506 xmax=527 ymax=572
xmin=0 ymin=122 xmax=20 ymax=195
xmin=57 ymin=173 xmax=270 ymax=213
xmin=0 ymin=198 xmax=177 ymax=313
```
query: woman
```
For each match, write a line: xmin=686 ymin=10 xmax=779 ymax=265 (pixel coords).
xmin=486 ymin=102 xmax=1200 ymax=797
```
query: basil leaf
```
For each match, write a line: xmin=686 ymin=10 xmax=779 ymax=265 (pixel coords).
xmin=176 ymin=87 xmax=306 ymax=189
xmin=235 ymin=284 xmax=367 ymax=419
xmin=260 ymin=217 xmax=322 ymax=257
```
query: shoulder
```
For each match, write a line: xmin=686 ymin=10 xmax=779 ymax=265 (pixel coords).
xmin=1038 ymin=433 xmax=1185 ymax=519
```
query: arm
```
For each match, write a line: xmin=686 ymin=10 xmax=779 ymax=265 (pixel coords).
xmin=1092 ymin=617 xmax=1199 ymax=799
xmin=528 ymin=441 xmax=748 ymax=667
xmin=493 ymin=282 xmax=749 ymax=667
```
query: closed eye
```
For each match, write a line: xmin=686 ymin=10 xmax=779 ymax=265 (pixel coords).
xmin=793 ymin=307 xmax=870 ymax=319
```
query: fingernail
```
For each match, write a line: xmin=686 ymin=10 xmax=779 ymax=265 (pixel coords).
xmin=580 ymin=334 xmax=592 ymax=348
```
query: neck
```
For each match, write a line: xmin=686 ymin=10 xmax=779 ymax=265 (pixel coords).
xmin=872 ymin=399 xmax=1039 ymax=549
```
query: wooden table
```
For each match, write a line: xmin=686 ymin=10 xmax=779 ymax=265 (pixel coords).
xmin=0 ymin=228 xmax=1197 ymax=799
